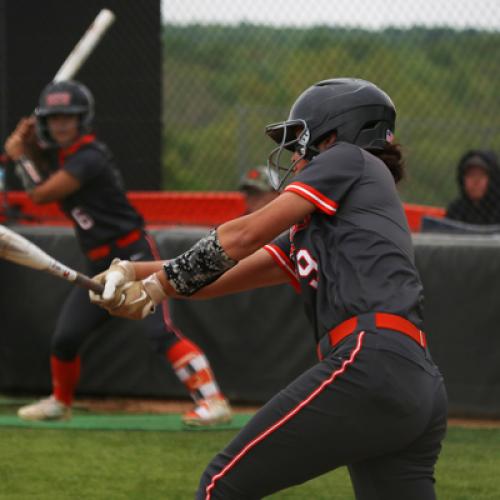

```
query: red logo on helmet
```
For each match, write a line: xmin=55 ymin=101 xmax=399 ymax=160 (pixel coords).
xmin=247 ymin=169 xmax=260 ymax=179
xmin=46 ymin=92 xmax=71 ymax=106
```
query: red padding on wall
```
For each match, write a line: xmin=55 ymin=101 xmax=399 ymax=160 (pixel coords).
xmin=405 ymin=203 xmax=446 ymax=232
xmin=0 ymin=191 xmax=247 ymax=227
xmin=0 ymin=191 xmax=444 ymax=232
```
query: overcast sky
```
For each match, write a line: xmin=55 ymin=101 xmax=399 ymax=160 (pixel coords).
xmin=162 ymin=0 xmax=500 ymax=30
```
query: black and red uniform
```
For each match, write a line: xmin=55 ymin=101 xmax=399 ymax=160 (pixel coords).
xmin=48 ymin=135 xmax=221 ymax=406
xmin=197 ymin=142 xmax=447 ymax=499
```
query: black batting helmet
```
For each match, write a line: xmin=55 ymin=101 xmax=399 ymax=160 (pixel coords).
xmin=35 ymin=80 xmax=94 ymax=146
xmin=265 ymin=78 xmax=396 ymax=188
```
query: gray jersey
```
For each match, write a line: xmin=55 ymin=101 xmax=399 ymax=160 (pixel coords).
xmin=265 ymin=142 xmax=424 ymax=343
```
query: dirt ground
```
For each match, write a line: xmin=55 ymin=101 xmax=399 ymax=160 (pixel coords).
xmin=75 ymin=397 xmax=259 ymax=415
xmin=75 ymin=397 xmax=500 ymax=428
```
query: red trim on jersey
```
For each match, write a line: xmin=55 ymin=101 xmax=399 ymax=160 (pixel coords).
xmin=263 ymin=244 xmax=301 ymax=293
xmin=116 ymin=229 xmax=142 ymax=248
xmin=204 ymin=332 xmax=366 ymax=499
xmin=86 ymin=229 xmax=143 ymax=260
xmin=144 ymin=232 xmax=184 ymax=340
xmin=284 ymin=182 xmax=338 ymax=215
xmin=86 ymin=245 xmax=110 ymax=261
xmin=57 ymin=134 xmax=96 ymax=166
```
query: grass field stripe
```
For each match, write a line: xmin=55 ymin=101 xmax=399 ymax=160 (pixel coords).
xmin=0 ymin=413 xmax=254 ymax=431
xmin=204 ymin=332 xmax=365 ymax=499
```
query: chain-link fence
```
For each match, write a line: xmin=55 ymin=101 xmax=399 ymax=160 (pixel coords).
xmin=2 ymin=1 xmax=500 ymax=218
xmin=162 ymin=0 xmax=500 ymax=217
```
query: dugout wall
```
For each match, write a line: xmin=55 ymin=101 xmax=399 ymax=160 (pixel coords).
xmin=0 ymin=0 xmax=162 ymax=190
xmin=1 ymin=227 xmax=500 ymax=418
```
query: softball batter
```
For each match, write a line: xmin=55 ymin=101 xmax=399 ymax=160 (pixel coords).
xmin=4 ymin=80 xmax=231 ymax=426
xmin=92 ymin=78 xmax=448 ymax=499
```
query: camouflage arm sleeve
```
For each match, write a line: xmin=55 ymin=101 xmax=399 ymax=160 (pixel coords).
xmin=163 ymin=229 xmax=237 ymax=296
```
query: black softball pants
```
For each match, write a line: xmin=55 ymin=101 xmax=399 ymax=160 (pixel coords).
xmin=197 ymin=329 xmax=447 ymax=500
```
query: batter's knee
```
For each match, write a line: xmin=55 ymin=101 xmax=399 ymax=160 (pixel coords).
xmin=196 ymin=457 xmax=259 ymax=500
xmin=195 ymin=467 xmax=212 ymax=500
xmin=51 ymin=329 xmax=81 ymax=361
xmin=142 ymin=310 xmax=177 ymax=355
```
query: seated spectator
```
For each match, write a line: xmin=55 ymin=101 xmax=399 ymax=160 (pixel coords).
xmin=446 ymin=150 xmax=500 ymax=224
xmin=239 ymin=165 xmax=279 ymax=214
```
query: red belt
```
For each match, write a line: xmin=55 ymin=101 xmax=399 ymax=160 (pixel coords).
xmin=86 ymin=229 xmax=142 ymax=261
xmin=319 ymin=313 xmax=427 ymax=359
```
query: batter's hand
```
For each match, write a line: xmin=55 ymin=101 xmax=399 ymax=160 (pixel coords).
xmin=89 ymin=258 xmax=136 ymax=306
xmin=104 ymin=280 xmax=154 ymax=320
xmin=4 ymin=117 xmax=36 ymax=161
xmin=103 ymin=273 xmax=167 ymax=320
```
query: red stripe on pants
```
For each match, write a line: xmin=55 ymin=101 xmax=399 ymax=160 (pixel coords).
xmin=204 ymin=332 xmax=366 ymax=499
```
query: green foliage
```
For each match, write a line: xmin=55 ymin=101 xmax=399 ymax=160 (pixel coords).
xmin=162 ymin=24 xmax=500 ymax=206
xmin=0 ymin=426 xmax=499 ymax=499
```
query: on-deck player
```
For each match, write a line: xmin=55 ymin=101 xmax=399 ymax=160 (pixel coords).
xmin=90 ymin=78 xmax=448 ymax=499
xmin=3 ymin=79 xmax=231 ymax=426
xmin=238 ymin=165 xmax=279 ymax=214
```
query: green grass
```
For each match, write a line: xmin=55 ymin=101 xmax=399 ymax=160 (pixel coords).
xmin=0 ymin=426 xmax=499 ymax=499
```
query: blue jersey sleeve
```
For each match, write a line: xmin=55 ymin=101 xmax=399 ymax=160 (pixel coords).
xmin=284 ymin=142 xmax=364 ymax=216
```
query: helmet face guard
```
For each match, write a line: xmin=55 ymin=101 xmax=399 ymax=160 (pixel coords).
xmin=266 ymin=119 xmax=311 ymax=190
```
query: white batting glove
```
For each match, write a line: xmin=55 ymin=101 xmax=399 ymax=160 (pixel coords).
xmin=89 ymin=258 xmax=136 ymax=307
xmin=105 ymin=273 xmax=167 ymax=320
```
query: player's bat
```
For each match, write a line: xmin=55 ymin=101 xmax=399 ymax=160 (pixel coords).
xmin=0 ymin=224 xmax=103 ymax=294
xmin=6 ymin=9 xmax=115 ymax=163
xmin=0 ymin=12 xmax=116 ymax=294
xmin=53 ymin=8 xmax=116 ymax=82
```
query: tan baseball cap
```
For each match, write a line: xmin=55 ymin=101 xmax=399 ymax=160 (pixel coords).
xmin=239 ymin=166 xmax=278 ymax=192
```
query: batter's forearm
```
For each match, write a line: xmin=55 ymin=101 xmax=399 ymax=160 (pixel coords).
xmin=131 ymin=261 xmax=167 ymax=279
xmin=168 ymin=248 xmax=289 ymax=300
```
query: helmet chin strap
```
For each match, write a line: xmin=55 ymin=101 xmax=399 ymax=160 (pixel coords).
xmin=304 ymin=146 xmax=319 ymax=160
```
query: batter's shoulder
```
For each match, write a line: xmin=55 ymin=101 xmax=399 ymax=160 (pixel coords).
xmin=315 ymin=142 xmax=365 ymax=175
xmin=70 ymin=141 xmax=114 ymax=172
xmin=79 ymin=140 xmax=111 ymax=160
xmin=322 ymin=141 xmax=364 ymax=161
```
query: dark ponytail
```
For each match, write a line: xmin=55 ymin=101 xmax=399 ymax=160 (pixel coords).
xmin=367 ymin=143 xmax=405 ymax=184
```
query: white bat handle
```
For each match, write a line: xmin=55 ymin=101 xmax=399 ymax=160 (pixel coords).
xmin=53 ymin=9 xmax=116 ymax=82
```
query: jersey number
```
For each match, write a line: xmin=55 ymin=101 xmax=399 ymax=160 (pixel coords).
xmin=296 ymin=249 xmax=318 ymax=289
xmin=71 ymin=207 xmax=94 ymax=230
